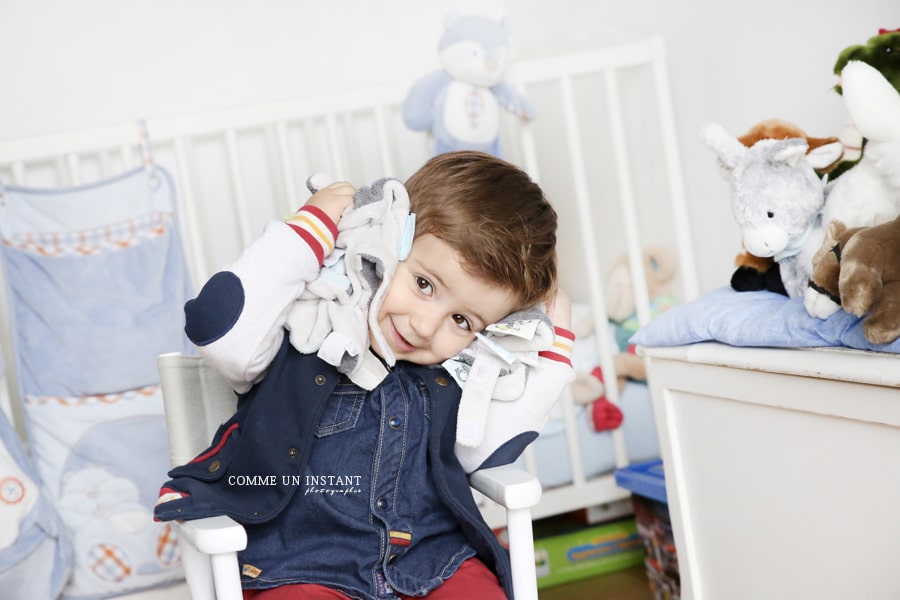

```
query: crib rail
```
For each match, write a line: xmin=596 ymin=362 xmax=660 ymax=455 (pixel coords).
xmin=0 ymin=36 xmax=698 ymax=527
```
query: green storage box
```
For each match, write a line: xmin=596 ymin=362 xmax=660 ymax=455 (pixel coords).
xmin=532 ymin=517 xmax=645 ymax=589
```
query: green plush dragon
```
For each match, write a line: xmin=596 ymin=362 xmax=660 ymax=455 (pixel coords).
xmin=835 ymin=28 xmax=900 ymax=94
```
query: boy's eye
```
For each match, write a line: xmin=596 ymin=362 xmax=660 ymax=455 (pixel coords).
xmin=452 ymin=314 xmax=471 ymax=331
xmin=415 ymin=276 xmax=433 ymax=296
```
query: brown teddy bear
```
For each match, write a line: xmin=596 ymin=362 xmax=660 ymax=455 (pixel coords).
xmin=805 ymin=214 xmax=900 ymax=345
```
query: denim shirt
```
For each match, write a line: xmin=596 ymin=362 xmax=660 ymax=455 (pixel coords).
xmin=155 ymin=335 xmax=514 ymax=598
xmin=240 ymin=363 xmax=475 ymax=598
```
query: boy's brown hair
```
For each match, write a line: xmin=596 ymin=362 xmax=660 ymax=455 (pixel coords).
xmin=405 ymin=151 xmax=558 ymax=309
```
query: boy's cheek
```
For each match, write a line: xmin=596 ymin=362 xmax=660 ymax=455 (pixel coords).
xmin=436 ymin=333 xmax=477 ymax=362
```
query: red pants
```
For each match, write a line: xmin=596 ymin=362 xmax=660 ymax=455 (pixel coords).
xmin=242 ymin=557 xmax=506 ymax=599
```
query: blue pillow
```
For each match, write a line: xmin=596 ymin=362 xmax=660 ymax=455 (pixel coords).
xmin=631 ymin=286 xmax=900 ymax=353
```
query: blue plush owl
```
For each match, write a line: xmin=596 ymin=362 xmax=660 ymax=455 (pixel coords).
xmin=402 ymin=14 xmax=536 ymax=158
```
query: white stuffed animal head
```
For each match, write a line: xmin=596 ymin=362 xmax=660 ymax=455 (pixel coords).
xmin=700 ymin=123 xmax=841 ymax=258
xmin=841 ymin=60 xmax=900 ymax=143
xmin=438 ymin=14 xmax=511 ymax=87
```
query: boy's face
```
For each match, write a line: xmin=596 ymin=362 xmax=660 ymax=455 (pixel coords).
xmin=372 ymin=234 xmax=518 ymax=365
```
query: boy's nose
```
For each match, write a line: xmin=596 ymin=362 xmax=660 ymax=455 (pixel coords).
xmin=409 ymin=310 xmax=441 ymax=340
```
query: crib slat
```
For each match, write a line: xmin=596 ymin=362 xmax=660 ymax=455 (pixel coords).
xmin=602 ymin=70 xmax=647 ymax=469
xmin=119 ymin=144 xmax=137 ymax=171
xmin=519 ymin=133 xmax=541 ymax=183
xmin=603 ymin=70 xmax=653 ymax=328
xmin=10 ymin=162 xmax=25 ymax=186
xmin=275 ymin=121 xmax=299 ymax=215
xmin=372 ymin=105 xmax=394 ymax=176
xmin=559 ymin=73 xmax=631 ymax=469
xmin=173 ymin=136 xmax=210 ymax=287
xmin=63 ymin=153 xmax=81 ymax=186
xmin=301 ymin=118 xmax=317 ymax=177
xmin=557 ymin=75 xmax=593 ymax=483
xmin=558 ymin=387 xmax=587 ymax=486
xmin=224 ymin=130 xmax=254 ymax=250
xmin=263 ymin=124 xmax=286 ymax=216
xmin=324 ymin=113 xmax=346 ymax=180
xmin=651 ymin=37 xmax=700 ymax=301
xmin=516 ymin=85 xmax=541 ymax=183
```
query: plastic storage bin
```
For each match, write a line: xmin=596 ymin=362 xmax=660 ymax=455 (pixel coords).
xmin=615 ymin=459 xmax=681 ymax=600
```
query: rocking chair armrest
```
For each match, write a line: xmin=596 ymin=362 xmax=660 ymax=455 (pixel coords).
xmin=171 ymin=515 xmax=248 ymax=555
xmin=469 ymin=464 xmax=542 ymax=510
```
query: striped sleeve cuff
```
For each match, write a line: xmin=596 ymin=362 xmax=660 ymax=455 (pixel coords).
xmin=284 ymin=205 xmax=338 ymax=265
xmin=539 ymin=326 xmax=575 ymax=367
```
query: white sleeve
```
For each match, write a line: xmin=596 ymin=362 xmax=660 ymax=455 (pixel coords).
xmin=187 ymin=207 xmax=337 ymax=391
xmin=455 ymin=327 xmax=576 ymax=473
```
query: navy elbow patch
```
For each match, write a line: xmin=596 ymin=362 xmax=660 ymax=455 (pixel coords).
xmin=475 ymin=431 xmax=539 ymax=471
xmin=184 ymin=271 xmax=245 ymax=346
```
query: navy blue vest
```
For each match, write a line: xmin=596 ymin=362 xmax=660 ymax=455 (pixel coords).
xmin=155 ymin=334 xmax=513 ymax=597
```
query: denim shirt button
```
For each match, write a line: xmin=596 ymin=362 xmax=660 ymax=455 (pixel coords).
xmin=388 ymin=416 xmax=402 ymax=429
xmin=287 ymin=447 xmax=298 ymax=458
xmin=376 ymin=497 xmax=389 ymax=510
xmin=435 ymin=376 xmax=449 ymax=387
xmin=387 ymin=553 xmax=398 ymax=564
xmin=314 ymin=374 xmax=326 ymax=385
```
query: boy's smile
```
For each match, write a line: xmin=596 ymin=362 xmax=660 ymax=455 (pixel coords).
xmin=372 ymin=234 xmax=518 ymax=366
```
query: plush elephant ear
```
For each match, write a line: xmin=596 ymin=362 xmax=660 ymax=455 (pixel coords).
xmin=699 ymin=122 xmax=747 ymax=172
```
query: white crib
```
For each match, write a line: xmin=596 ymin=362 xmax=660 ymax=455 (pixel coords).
xmin=0 ymin=35 xmax=697 ymax=536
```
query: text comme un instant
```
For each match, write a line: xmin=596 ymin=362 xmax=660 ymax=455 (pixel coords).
xmin=227 ymin=475 xmax=362 ymax=487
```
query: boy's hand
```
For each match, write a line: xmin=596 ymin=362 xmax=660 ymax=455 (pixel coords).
xmin=304 ymin=181 xmax=355 ymax=225
xmin=545 ymin=288 xmax=572 ymax=330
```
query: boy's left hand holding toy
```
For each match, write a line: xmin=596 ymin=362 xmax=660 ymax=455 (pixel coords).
xmin=300 ymin=180 xmax=355 ymax=224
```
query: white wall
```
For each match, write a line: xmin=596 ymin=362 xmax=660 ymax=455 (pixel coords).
xmin=2 ymin=0 xmax=898 ymax=293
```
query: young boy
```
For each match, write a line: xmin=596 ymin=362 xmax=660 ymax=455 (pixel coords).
xmin=155 ymin=151 xmax=575 ymax=599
